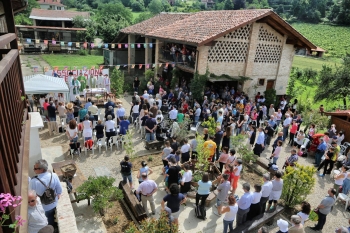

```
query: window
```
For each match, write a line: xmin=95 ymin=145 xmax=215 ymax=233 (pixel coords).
xmin=258 ymin=79 xmax=265 ymax=86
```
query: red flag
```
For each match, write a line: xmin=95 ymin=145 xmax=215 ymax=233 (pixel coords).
xmin=118 ymin=44 xmax=121 ymax=48
xmin=99 ymin=65 xmax=104 ymax=70
xmin=139 ymin=64 xmax=143 ymax=69
xmin=83 ymin=42 xmax=87 ymax=48
xmin=165 ymin=63 xmax=169 ymax=68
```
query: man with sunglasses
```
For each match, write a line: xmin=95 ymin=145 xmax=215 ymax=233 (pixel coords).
xmin=30 ymin=159 xmax=62 ymax=230
xmin=28 ymin=190 xmax=53 ymax=233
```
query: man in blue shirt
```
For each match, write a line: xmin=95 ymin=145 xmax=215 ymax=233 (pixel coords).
xmin=268 ymin=115 xmax=276 ymax=128
xmin=315 ymin=138 xmax=327 ymax=167
xmin=84 ymin=98 xmax=92 ymax=110
xmin=30 ymin=159 xmax=62 ymax=229
xmin=254 ymin=127 xmax=265 ymax=157
xmin=119 ymin=116 xmax=130 ymax=135
xmin=116 ymin=104 xmax=126 ymax=125
xmin=236 ymin=183 xmax=253 ymax=227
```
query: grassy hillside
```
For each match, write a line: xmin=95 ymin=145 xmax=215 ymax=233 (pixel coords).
xmin=40 ymin=54 xmax=103 ymax=69
xmin=292 ymin=56 xmax=341 ymax=71
xmin=291 ymin=23 xmax=350 ymax=58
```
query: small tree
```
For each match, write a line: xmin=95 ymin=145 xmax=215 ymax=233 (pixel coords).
xmin=202 ymin=117 xmax=218 ymax=137
xmin=230 ymin=134 xmax=257 ymax=163
xmin=195 ymin=135 xmax=210 ymax=171
xmin=281 ymin=164 xmax=316 ymax=208
xmin=125 ymin=211 xmax=178 ymax=233
xmin=302 ymin=110 xmax=330 ymax=133
xmin=176 ymin=117 xmax=191 ymax=143
xmin=110 ymin=68 xmax=125 ymax=98
xmin=76 ymin=176 xmax=123 ymax=215
xmin=264 ymin=89 xmax=276 ymax=107
xmin=124 ymin=129 xmax=136 ymax=159
xmin=189 ymin=71 xmax=208 ymax=103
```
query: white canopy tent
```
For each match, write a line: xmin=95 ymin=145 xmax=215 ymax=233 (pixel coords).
xmin=23 ymin=74 xmax=69 ymax=102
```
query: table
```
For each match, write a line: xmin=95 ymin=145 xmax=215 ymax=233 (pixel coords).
xmin=83 ymin=88 xmax=107 ymax=103
xmin=51 ymin=160 xmax=90 ymax=205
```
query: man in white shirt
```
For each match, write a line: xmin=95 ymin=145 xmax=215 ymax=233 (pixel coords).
xmin=194 ymin=105 xmax=201 ymax=125
xmin=169 ymin=106 xmax=178 ymax=121
xmin=28 ymin=190 xmax=50 ymax=233
xmin=149 ymin=95 xmax=155 ymax=107
xmin=67 ymin=72 xmax=74 ymax=86
xmin=136 ymin=173 xmax=158 ymax=216
xmin=97 ymin=72 xmax=104 ymax=88
xmin=260 ymin=173 xmax=273 ymax=214
xmin=103 ymin=74 xmax=111 ymax=93
xmin=254 ymin=127 xmax=265 ymax=157
xmin=268 ymin=104 xmax=275 ymax=117
xmin=282 ymin=113 xmax=292 ymax=141
xmin=142 ymin=90 xmax=149 ymax=100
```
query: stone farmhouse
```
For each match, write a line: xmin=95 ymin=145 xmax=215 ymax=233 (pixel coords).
xmin=110 ymin=10 xmax=316 ymax=96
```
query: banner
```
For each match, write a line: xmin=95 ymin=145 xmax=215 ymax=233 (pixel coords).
xmin=131 ymin=64 xmax=135 ymax=69
xmin=35 ymin=39 xmax=40 ymax=44
xmin=45 ymin=68 xmax=109 ymax=82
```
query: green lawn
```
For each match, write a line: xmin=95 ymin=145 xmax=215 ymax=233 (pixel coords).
xmin=40 ymin=54 xmax=103 ymax=69
xmin=292 ymin=56 xmax=341 ymax=71
xmin=131 ymin=11 xmax=143 ymax=19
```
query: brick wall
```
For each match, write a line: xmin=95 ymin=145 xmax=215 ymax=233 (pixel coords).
xmin=56 ymin=182 xmax=78 ymax=233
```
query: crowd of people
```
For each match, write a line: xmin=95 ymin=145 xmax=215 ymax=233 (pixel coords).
xmin=25 ymin=79 xmax=350 ymax=233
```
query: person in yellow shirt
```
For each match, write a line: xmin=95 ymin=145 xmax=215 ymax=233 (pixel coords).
xmin=236 ymin=101 xmax=244 ymax=113
xmin=203 ymin=136 xmax=217 ymax=161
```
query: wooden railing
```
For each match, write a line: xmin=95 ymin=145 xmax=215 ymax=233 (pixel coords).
xmin=0 ymin=33 xmax=29 ymax=233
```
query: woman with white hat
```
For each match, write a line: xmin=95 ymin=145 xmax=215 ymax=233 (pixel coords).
xmin=277 ymin=218 xmax=289 ymax=233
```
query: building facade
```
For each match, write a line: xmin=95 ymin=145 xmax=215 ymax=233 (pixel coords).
xmin=111 ymin=10 xmax=316 ymax=97
xmin=37 ymin=0 xmax=65 ymax=10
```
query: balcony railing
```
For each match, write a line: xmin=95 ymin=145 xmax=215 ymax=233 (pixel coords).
xmin=0 ymin=33 xmax=29 ymax=233
xmin=159 ymin=47 xmax=196 ymax=74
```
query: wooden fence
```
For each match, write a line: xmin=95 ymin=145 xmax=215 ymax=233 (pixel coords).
xmin=0 ymin=1 xmax=30 ymax=232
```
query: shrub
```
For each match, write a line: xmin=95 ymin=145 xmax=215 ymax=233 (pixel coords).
xmin=202 ymin=117 xmax=218 ymax=137
xmin=76 ymin=176 xmax=123 ymax=215
xmin=110 ymin=68 xmax=124 ymax=98
xmin=230 ymin=134 xmax=257 ymax=163
xmin=281 ymin=164 xmax=316 ymax=208
xmin=78 ymin=49 xmax=87 ymax=56
xmin=195 ymin=135 xmax=210 ymax=171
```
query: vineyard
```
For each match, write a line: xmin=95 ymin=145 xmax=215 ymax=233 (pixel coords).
xmin=291 ymin=23 xmax=350 ymax=58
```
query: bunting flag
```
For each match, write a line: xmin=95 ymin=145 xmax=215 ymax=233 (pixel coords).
xmin=76 ymin=42 xmax=80 ymax=47
xmin=52 ymin=40 xmax=56 ymax=45
xmin=60 ymin=41 xmax=64 ymax=46
xmin=44 ymin=67 xmax=49 ymax=72
xmin=171 ymin=63 xmax=175 ymax=67
xmin=125 ymin=44 xmax=128 ymax=48
xmin=91 ymin=43 xmax=95 ymax=48
xmin=131 ymin=64 xmax=135 ymax=69
xmin=83 ymin=42 xmax=87 ymax=48
xmin=146 ymin=64 xmax=150 ymax=69
xmin=137 ymin=44 xmax=141 ymax=48
xmin=139 ymin=64 xmax=143 ymax=69
xmin=26 ymin=38 xmax=31 ymax=43
xmin=159 ymin=64 xmax=162 ymax=68
xmin=149 ymin=43 xmax=153 ymax=48
xmin=99 ymin=65 xmax=104 ymax=70
xmin=44 ymin=40 xmax=48 ymax=45
xmin=98 ymin=43 xmax=102 ymax=48
xmin=143 ymin=43 xmax=147 ymax=48
xmin=131 ymin=44 xmax=135 ymax=49
xmin=35 ymin=39 xmax=40 ymax=44
xmin=152 ymin=64 xmax=155 ymax=68
xmin=118 ymin=44 xmax=122 ymax=49
xmin=83 ymin=66 xmax=87 ymax=71
xmin=116 ymin=65 xmax=120 ymax=70
xmin=111 ymin=44 xmax=115 ymax=49
xmin=68 ymin=42 xmax=72 ymax=46
xmin=104 ymin=44 xmax=108 ymax=48
xmin=165 ymin=63 xmax=169 ymax=68
xmin=91 ymin=66 xmax=95 ymax=69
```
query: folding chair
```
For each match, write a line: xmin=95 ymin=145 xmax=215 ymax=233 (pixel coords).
xmin=97 ymin=137 xmax=107 ymax=153
xmin=109 ymin=135 xmax=120 ymax=151
xmin=190 ymin=122 xmax=201 ymax=134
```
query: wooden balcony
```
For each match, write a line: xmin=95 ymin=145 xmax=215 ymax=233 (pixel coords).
xmin=0 ymin=33 xmax=30 ymax=233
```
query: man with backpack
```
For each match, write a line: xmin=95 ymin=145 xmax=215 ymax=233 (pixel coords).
xmin=30 ymin=159 xmax=62 ymax=229
xmin=120 ymin=156 xmax=133 ymax=189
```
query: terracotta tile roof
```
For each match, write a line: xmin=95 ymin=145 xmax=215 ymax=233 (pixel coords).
xmin=30 ymin=8 xmax=89 ymax=20
xmin=120 ymin=13 xmax=191 ymax=36
xmin=121 ymin=10 xmax=271 ymax=45
xmin=37 ymin=0 xmax=66 ymax=7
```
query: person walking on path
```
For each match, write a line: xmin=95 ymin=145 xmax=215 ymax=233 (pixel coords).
xmin=310 ymin=188 xmax=336 ymax=231
xmin=136 ymin=173 xmax=158 ymax=216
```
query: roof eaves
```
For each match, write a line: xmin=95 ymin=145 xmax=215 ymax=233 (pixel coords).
xmin=197 ymin=10 xmax=273 ymax=46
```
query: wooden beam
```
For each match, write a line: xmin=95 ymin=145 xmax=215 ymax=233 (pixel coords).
xmin=0 ymin=49 xmax=18 ymax=84
xmin=2 ymin=0 xmax=18 ymax=49
xmin=0 ymin=34 xmax=16 ymax=49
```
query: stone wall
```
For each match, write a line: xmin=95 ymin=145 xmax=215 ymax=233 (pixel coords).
xmin=56 ymin=182 xmax=78 ymax=233
xmin=197 ymin=22 xmax=294 ymax=97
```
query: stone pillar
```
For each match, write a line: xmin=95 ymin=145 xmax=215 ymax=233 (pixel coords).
xmin=62 ymin=21 xmax=65 ymax=28
xmin=128 ymin=34 xmax=135 ymax=75
xmin=28 ymin=112 xmax=44 ymax=177
xmin=33 ymin=19 xmax=39 ymax=41
xmin=243 ymin=22 xmax=260 ymax=95
xmin=145 ymin=37 xmax=153 ymax=72
xmin=154 ymin=39 xmax=160 ymax=79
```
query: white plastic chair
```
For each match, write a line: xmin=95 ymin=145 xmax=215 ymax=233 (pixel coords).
xmin=134 ymin=117 xmax=140 ymax=130
xmin=302 ymin=138 xmax=310 ymax=148
xmin=118 ymin=135 xmax=126 ymax=150
xmin=41 ymin=115 xmax=48 ymax=129
xmin=84 ymin=140 xmax=95 ymax=156
xmin=109 ymin=135 xmax=120 ymax=151
xmin=74 ymin=117 xmax=80 ymax=123
xmin=340 ymin=145 xmax=348 ymax=156
xmin=92 ymin=120 xmax=97 ymax=129
xmin=190 ymin=122 xmax=201 ymax=134
xmin=97 ymin=137 xmax=107 ymax=153
xmin=337 ymin=192 xmax=350 ymax=210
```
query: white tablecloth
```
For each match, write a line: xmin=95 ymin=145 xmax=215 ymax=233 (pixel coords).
xmin=83 ymin=88 xmax=107 ymax=98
